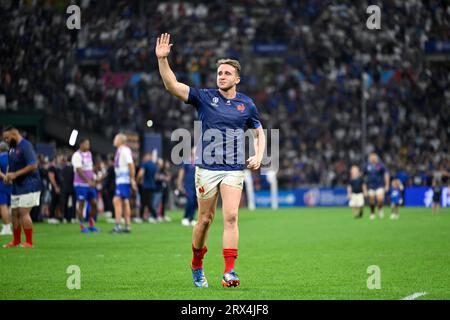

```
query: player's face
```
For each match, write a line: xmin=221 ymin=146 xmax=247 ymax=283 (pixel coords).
xmin=3 ymin=131 xmax=16 ymax=148
xmin=217 ymin=64 xmax=240 ymax=91
xmin=80 ymin=140 xmax=90 ymax=151
xmin=351 ymin=167 xmax=359 ymax=178
xmin=369 ymin=154 xmax=378 ymax=164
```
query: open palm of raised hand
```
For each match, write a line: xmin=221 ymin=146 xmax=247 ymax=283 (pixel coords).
xmin=155 ymin=33 xmax=173 ymax=59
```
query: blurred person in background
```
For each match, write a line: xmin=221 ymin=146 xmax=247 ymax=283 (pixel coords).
xmin=347 ymin=165 xmax=366 ymax=219
xmin=152 ymin=159 xmax=164 ymax=223
xmin=178 ymin=147 xmax=197 ymax=226
xmin=0 ymin=141 xmax=12 ymax=235
xmin=60 ymin=153 xmax=76 ymax=223
xmin=136 ymin=152 xmax=158 ymax=224
xmin=153 ymin=159 xmax=172 ymax=223
xmin=48 ymin=154 xmax=64 ymax=224
xmin=364 ymin=153 xmax=390 ymax=221
xmin=111 ymin=133 xmax=137 ymax=233
xmin=33 ymin=154 xmax=49 ymax=223
xmin=90 ymin=157 xmax=107 ymax=222
xmin=102 ymin=155 xmax=116 ymax=221
xmin=431 ymin=178 xmax=443 ymax=215
xmin=160 ymin=160 xmax=173 ymax=222
xmin=389 ymin=179 xmax=403 ymax=220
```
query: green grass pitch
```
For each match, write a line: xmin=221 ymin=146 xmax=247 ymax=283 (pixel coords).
xmin=1 ymin=207 xmax=449 ymax=300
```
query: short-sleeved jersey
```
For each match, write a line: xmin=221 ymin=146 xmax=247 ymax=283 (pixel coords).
xmin=71 ymin=150 xmax=94 ymax=187
xmin=349 ymin=177 xmax=364 ymax=194
xmin=432 ymin=186 xmax=442 ymax=201
xmin=0 ymin=152 xmax=12 ymax=193
xmin=185 ymin=87 xmax=262 ymax=171
xmin=183 ymin=162 xmax=195 ymax=192
xmin=141 ymin=160 xmax=157 ymax=190
xmin=364 ymin=161 xmax=387 ymax=189
xmin=114 ymin=145 xmax=133 ymax=185
xmin=8 ymin=139 xmax=41 ymax=195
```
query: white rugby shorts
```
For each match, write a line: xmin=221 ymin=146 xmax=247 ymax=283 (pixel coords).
xmin=367 ymin=188 xmax=384 ymax=197
xmin=195 ymin=167 xmax=244 ymax=200
xmin=11 ymin=191 xmax=41 ymax=209
xmin=349 ymin=193 xmax=364 ymax=207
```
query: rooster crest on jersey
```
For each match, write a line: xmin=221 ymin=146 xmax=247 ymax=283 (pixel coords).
xmin=236 ymin=104 xmax=245 ymax=112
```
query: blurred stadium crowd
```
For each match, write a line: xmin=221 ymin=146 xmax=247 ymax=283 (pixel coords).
xmin=0 ymin=0 xmax=449 ymax=190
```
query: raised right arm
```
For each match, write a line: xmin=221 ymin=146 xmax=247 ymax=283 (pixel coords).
xmin=155 ymin=33 xmax=189 ymax=102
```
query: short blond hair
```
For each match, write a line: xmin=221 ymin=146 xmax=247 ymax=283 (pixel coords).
xmin=116 ymin=133 xmax=127 ymax=143
xmin=216 ymin=59 xmax=241 ymax=76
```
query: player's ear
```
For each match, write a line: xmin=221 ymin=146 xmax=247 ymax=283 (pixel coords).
xmin=235 ymin=76 xmax=240 ymax=85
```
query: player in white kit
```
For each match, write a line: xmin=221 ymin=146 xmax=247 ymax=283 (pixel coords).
xmin=111 ymin=133 xmax=137 ymax=233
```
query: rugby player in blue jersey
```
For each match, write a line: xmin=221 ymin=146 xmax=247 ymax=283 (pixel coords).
xmin=363 ymin=153 xmax=390 ymax=221
xmin=178 ymin=147 xmax=197 ymax=227
xmin=0 ymin=142 xmax=12 ymax=236
xmin=156 ymin=33 xmax=266 ymax=288
xmin=2 ymin=126 xmax=41 ymax=248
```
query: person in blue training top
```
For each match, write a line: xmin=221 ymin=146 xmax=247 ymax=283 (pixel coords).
xmin=363 ymin=153 xmax=390 ymax=221
xmin=0 ymin=142 xmax=12 ymax=235
xmin=178 ymin=147 xmax=197 ymax=227
xmin=2 ymin=126 xmax=41 ymax=248
xmin=156 ymin=33 xmax=266 ymax=288
xmin=389 ymin=179 xmax=403 ymax=220
xmin=431 ymin=178 xmax=443 ymax=215
xmin=136 ymin=152 xmax=158 ymax=223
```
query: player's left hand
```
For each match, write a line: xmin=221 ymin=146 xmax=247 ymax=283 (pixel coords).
xmin=246 ymin=156 xmax=261 ymax=170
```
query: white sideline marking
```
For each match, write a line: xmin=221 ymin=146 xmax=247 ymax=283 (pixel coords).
xmin=401 ymin=292 xmax=427 ymax=300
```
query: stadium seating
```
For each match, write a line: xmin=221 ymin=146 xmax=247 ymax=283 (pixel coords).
xmin=0 ymin=0 xmax=448 ymax=188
